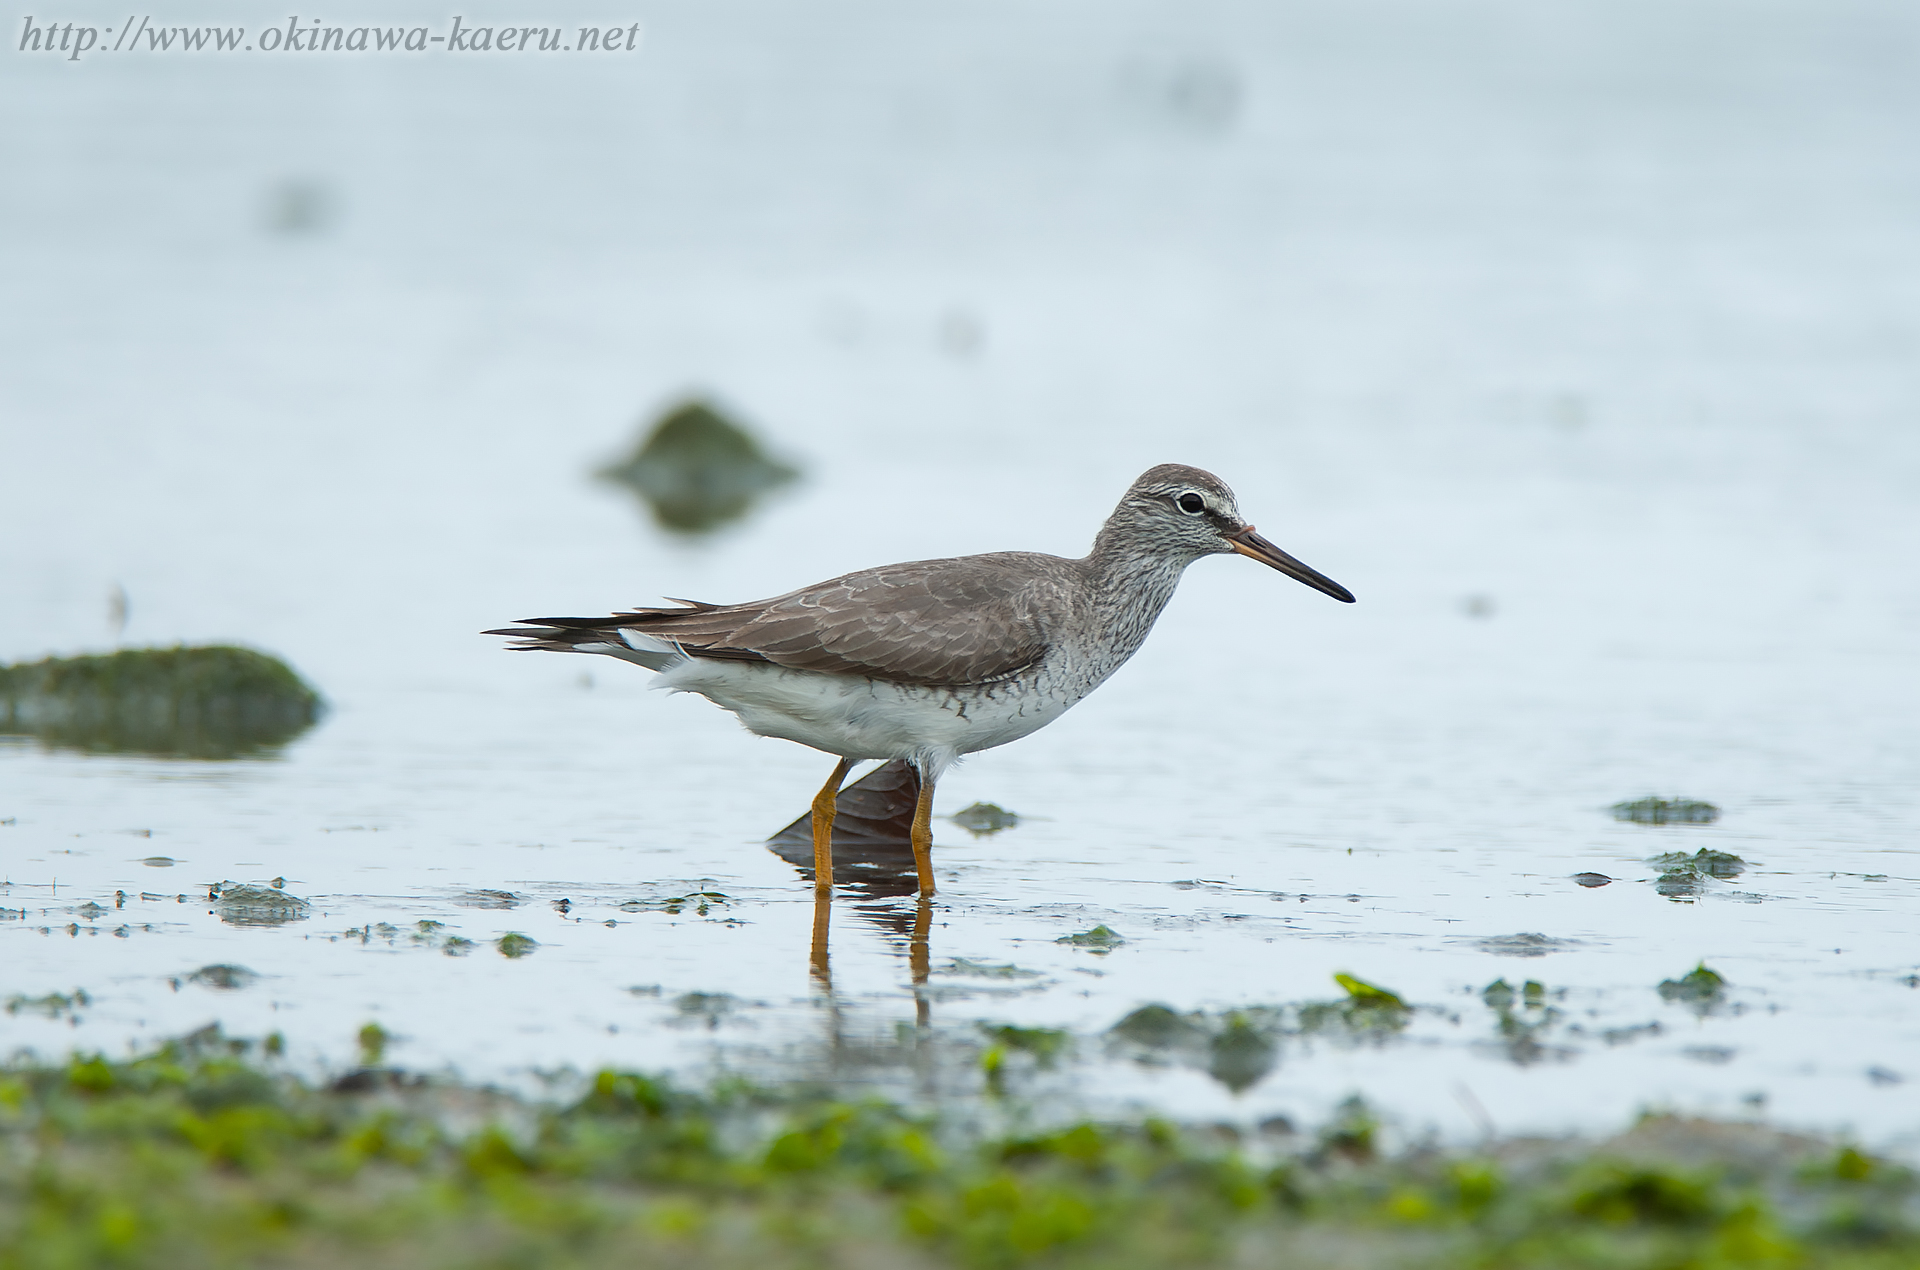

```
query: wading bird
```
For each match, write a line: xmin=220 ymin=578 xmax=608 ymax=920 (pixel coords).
xmin=488 ymin=464 xmax=1353 ymax=899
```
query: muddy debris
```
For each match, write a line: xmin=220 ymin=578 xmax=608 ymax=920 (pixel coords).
xmin=596 ymin=399 xmax=799 ymax=535
xmin=0 ymin=645 xmax=323 ymax=759
xmin=1612 ymin=796 xmax=1720 ymax=826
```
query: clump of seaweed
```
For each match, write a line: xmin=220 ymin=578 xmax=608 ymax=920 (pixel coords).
xmin=0 ymin=645 xmax=323 ymax=759
xmin=597 ymin=399 xmax=799 ymax=535
xmin=1612 ymin=796 xmax=1720 ymax=826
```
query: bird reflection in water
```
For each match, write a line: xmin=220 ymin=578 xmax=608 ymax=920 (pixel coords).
xmin=766 ymin=760 xmax=934 ymax=1021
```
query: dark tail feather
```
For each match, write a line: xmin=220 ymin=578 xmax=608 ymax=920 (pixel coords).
xmin=482 ymin=620 xmax=675 ymax=669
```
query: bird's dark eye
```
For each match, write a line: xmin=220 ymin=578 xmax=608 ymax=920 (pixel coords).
xmin=1176 ymin=492 xmax=1206 ymax=515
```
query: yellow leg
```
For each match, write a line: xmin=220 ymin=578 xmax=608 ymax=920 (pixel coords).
xmin=911 ymin=898 xmax=932 ymax=1027
xmin=810 ymin=757 xmax=857 ymax=894
xmin=910 ymin=898 xmax=932 ymax=984
xmin=911 ymin=772 xmax=937 ymax=897
xmin=809 ymin=887 xmax=832 ymax=990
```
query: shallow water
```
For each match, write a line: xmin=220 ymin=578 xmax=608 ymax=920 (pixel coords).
xmin=4 ymin=0 xmax=1919 ymax=1152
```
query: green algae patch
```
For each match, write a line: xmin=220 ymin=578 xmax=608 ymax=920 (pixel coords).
xmin=0 ymin=645 xmax=322 ymax=759
xmin=1613 ymin=796 xmax=1721 ymax=826
xmin=3 ymin=1029 xmax=1920 ymax=1269
xmin=597 ymin=399 xmax=800 ymax=535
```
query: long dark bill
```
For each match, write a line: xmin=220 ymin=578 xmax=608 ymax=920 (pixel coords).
xmin=1227 ymin=526 xmax=1357 ymax=603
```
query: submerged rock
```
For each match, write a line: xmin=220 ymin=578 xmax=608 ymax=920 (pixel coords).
xmin=185 ymin=964 xmax=259 ymax=991
xmin=950 ymin=801 xmax=1020 ymax=835
xmin=1208 ymin=1014 xmax=1278 ymax=1092
xmin=1109 ymin=1004 xmax=1206 ymax=1050
xmin=597 ymin=399 xmax=799 ymax=535
xmin=1612 ymin=796 xmax=1720 ymax=826
xmin=1649 ymin=848 xmax=1749 ymax=902
xmin=211 ymin=882 xmax=312 ymax=928
xmin=1056 ymin=924 xmax=1125 ymax=952
xmin=0 ymin=645 xmax=322 ymax=759
xmin=1475 ymin=932 xmax=1581 ymax=958
xmin=1650 ymin=848 xmax=1747 ymax=880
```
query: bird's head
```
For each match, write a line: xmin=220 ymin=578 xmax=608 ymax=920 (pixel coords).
xmin=1109 ymin=463 xmax=1355 ymax=603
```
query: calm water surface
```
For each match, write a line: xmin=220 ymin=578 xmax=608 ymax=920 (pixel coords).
xmin=3 ymin=0 xmax=1918 ymax=1151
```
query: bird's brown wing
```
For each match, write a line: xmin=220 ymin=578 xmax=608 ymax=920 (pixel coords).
xmin=535 ymin=552 xmax=1067 ymax=687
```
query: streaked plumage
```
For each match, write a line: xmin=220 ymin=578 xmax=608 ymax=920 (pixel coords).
xmin=489 ymin=463 xmax=1354 ymax=897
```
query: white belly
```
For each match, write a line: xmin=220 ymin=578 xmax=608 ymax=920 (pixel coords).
xmin=656 ymin=656 xmax=1079 ymax=774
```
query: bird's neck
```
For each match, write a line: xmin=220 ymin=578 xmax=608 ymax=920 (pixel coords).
xmin=1080 ymin=529 xmax=1197 ymax=661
